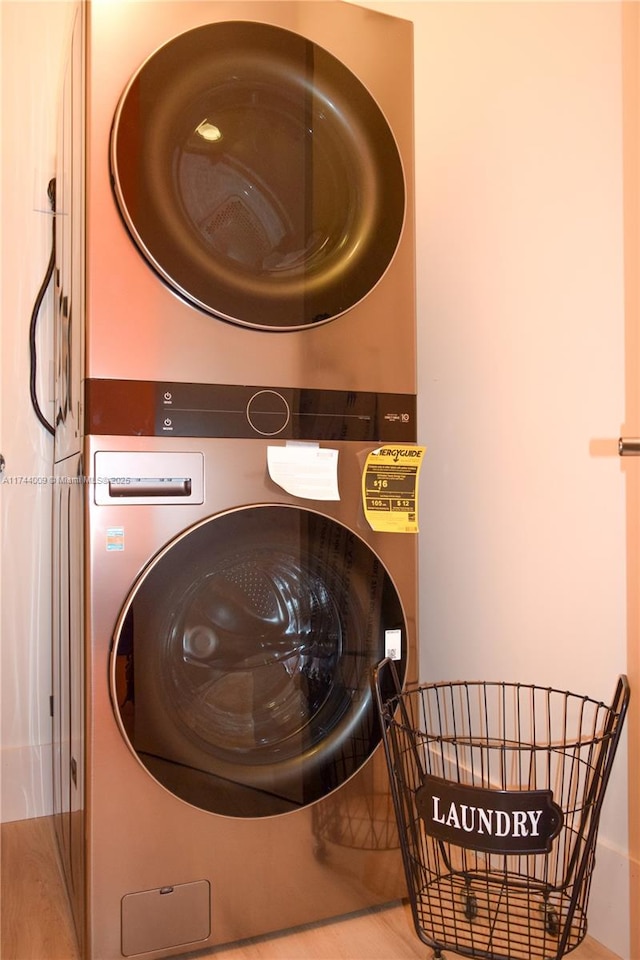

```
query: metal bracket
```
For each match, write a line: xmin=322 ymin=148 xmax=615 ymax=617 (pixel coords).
xmin=619 ymin=438 xmax=640 ymax=456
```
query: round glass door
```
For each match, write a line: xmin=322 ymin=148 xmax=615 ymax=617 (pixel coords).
xmin=111 ymin=505 xmax=407 ymax=817
xmin=110 ymin=21 xmax=405 ymax=330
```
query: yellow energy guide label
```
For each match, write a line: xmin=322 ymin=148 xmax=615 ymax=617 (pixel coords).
xmin=362 ymin=445 xmax=426 ymax=533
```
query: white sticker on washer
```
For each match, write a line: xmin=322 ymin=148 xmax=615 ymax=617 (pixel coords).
xmin=267 ymin=443 xmax=339 ymax=500
xmin=385 ymin=628 xmax=402 ymax=661
xmin=106 ymin=527 xmax=125 ymax=551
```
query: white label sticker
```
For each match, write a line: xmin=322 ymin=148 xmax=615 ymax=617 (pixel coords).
xmin=106 ymin=527 xmax=125 ymax=552
xmin=267 ymin=443 xmax=339 ymax=501
xmin=385 ymin=628 xmax=402 ymax=661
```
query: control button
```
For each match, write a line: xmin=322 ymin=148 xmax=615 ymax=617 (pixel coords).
xmin=163 ymin=391 xmax=173 ymax=402
xmin=246 ymin=390 xmax=290 ymax=436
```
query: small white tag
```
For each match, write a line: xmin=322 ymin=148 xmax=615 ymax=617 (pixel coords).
xmin=267 ymin=443 xmax=339 ymax=500
xmin=385 ymin=628 xmax=402 ymax=661
xmin=106 ymin=527 xmax=125 ymax=552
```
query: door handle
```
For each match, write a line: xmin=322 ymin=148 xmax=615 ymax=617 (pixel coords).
xmin=619 ymin=438 xmax=640 ymax=456
xmin=108 ymin=477 xmax=193 ymax=497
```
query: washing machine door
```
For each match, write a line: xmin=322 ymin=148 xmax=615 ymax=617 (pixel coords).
xmin=111 ymin=505 xmax=407 ymax=817
xmin=110 ymin=20 xmax=405 ymax=330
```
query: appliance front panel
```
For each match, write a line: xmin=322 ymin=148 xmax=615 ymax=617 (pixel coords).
xmin=84 ymin=378 xmax=417 ymax=442
xmin=85 ymin=1 xmax=415 ymax=393
xmin=85 ymin=434 xmax=417 ymax=957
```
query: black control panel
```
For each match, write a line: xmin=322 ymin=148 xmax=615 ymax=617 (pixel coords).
xmin=85 ymin=379 xmax=417 ymax=442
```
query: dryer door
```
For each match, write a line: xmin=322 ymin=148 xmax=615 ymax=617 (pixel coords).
xmin=110 ymin=20 xmax=405 ymax=330
xmin=111 ymin=505 xmax=407 ymax=817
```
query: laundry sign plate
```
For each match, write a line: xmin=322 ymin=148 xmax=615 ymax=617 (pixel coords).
xmin=415 ymin=774 xmax=563 ymax=854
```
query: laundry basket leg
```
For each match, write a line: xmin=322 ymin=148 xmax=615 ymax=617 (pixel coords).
xmin=541 ymin=895 xmax=560 ymax=938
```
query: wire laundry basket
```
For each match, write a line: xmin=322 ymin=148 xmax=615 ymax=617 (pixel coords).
xmin=373 ymin=659 xmax=630 ymax=960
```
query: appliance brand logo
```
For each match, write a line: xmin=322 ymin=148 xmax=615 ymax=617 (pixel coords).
xmin=383 ymin=412 xmax=412 ymax=424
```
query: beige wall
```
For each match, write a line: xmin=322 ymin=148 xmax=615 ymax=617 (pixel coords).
xmin=621 ymin=5 xmax=640 ymax=957
xmin=373 ymin=1 xmax=630 ymax=953
xmin=1 ymin=1 xmax=635 ymax=955
xmin=1 ymin=0 xmax=75 ymax=820
xmin=388 ymin=1 xmax=630 ymax=951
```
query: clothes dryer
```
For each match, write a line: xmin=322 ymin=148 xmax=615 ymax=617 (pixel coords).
xmin=84 ymin=0 xmax=415 ymax=395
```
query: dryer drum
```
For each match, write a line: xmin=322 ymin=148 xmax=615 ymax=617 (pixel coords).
xmin=111 ymin=506 xmax=407 ymax=817
xmin=110 ymin=20 xmax=405 ymax=330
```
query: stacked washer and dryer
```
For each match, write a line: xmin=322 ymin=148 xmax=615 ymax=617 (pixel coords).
xmin=51 ymin=3 xmax=417 ymax=959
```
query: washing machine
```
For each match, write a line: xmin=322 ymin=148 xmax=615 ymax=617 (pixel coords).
xmin=51 ymin=2 xmax=417 ymax=958
xmin=84 ymin=396 xmax=418 ymax=959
